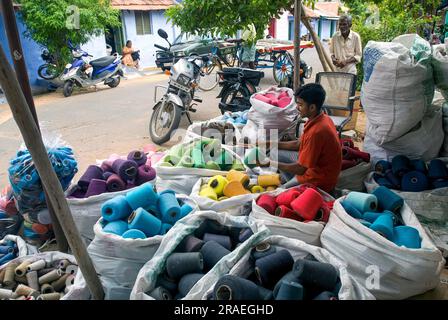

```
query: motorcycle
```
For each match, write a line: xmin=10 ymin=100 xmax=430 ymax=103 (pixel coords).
xmin=149 ymin=54 xmax=209 ymax=145
xmin=60 ymin=41 xmax=124 ymax=97
xmin=37 ymin=49 xmax=59 ymax=80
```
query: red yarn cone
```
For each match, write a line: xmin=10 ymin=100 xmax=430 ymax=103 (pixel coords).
xmin=275 ymin=205 xmax=303 ymax=222
xmin=315 ymin=205 xmax=331 ymax=223
xmin=340 ymin=138 xmax=354 ymax=149
xmin=275 ymin=189 xmax=302 ymax=207
xmin=291 ymin=188 xmax=324 ymax=221
xmin=342 ymin=159 xmax=357 ymax=170
xmin=342 ymin=147 xmax=370 ymax=163
xmin=256 ymin=194 xmax=277 ymax=215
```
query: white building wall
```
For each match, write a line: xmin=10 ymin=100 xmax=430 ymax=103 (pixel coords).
xmin=81 ymin=33 xmax=108 ymax=59
xmin=276 ymin=11 xmax=290 ymax=40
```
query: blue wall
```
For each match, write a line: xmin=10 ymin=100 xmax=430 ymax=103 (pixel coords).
xmin=0 ymin=13 xmax=47 ymax=93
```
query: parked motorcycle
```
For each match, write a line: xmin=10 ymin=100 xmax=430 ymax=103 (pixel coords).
xmin=37 ymin=49 xmax=59 ymax=80
xmin=149 ymin=54 xmax=209 ymax=145
xmin=60 ymin=42 xmax=123 ymax=97
xmin=217 ymin=67 xmax=264 ymax=114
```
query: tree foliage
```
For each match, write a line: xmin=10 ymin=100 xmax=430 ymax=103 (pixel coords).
xmin=18 ymin=0 xmax=120 ymax=67
xmin=166 ymin=0 xmax=316 ymax=40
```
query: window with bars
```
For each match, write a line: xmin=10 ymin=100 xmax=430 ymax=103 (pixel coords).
xmin=135 ymin=11 xmax=152 ymax=35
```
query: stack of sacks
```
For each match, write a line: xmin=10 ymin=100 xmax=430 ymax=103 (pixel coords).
xmin=100 ymin=183 xmax=195 ymax=239
xmin=211 ymin=246 xmax=341 ymax=300
xmin=341 ymin=188 xmax=422 ymax=249
xmin=256 ymin=185 xmax=333 ymax=224
xmin=8 ymin=147 xmax=78 ymax=243
xmin=146 ymin=220 xmax=256 ymax=300
xmin=221 ymin=111 xmax=249 ymax=125
xmin=253 ymin=89 xmax=292 ymax=109
xmin=340 ymin=139 xmax=371 ymax=170
xmin=0 ymin=253 xmax=78 ymax=300
xmin=199 ymin=170 xmax=281 ymax=201
xmin=70 ymin=150 xmax=156 ymax=199
xmin=0 ymin=186 xmax=21 ymax=238
xmin=0 ymin=240 xmax=17 ymax=266
xmin=373 ymin=155 xmax=448 ymax=192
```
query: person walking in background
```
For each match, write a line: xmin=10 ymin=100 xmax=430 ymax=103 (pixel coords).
xmin=330 ymin=15 xmax=362 ymax=75
xmin=241 ymin=23 xmax=257 ymax=69
xmin=122 ymin=40 xmax=141 ymax=69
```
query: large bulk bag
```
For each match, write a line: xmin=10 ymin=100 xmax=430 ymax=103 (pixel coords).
xmin=65 ymin=194 xmax=198 ymax=300
xmin=200 ymin=235 xmax=375 ymax=300
xmin=250 ymin=188 xmax=334 ymax=246
xmin=361 ymin=34 xmax=434 ymax=145
xmin=130 ymin=211 xmax=270 ymax=300
xmin=337 ymin=162 xmax=372 ymax=192
xmin=442 ymin=102 xmax=448 ymax=157
xmin=432 ymin=44 xmax=448 ymax=100
xmin=184 ymin=121 xmax=242 ymax=145
xmin=320 ymin=197 xmax=445 ymax=300
xmin=0 ymin=235 xmax=38 ymax=263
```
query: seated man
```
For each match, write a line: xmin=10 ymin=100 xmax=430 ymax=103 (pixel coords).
xmin=260 ymin=83 xmax=342 ymax=193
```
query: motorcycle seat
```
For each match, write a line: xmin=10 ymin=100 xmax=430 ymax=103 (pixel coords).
xmin=90 ymin=56 xmax=116 ymax=68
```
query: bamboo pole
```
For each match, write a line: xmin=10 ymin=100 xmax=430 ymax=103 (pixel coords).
xmin=0 ymin=43 xmax=105 ymax=300
xmin=293 ymin=0 xmax=302 ymax=91
xmin=0 ymin=0 xmax=69 ymax=252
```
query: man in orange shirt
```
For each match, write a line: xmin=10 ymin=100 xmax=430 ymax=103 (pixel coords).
xmin=259 ymin=83 xmax=342 ymax=193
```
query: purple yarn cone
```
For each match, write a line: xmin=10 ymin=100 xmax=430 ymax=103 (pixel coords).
xmin=136 ymin=165 xmax=157 ymax=185
xmin=85 ymin=179 xmax=107 ymax=198
xmin=78 ymin=165 xmax=104 ymax=191
xmin=68 ymin=187 xmax=86 ymax=199
xmin=128 ymin=150 xmax=148 ymax=167
xmin=106 ymin=174 xmax=126 ymax=192
xmin=101 ymin=162 xmax=113 ymax=173
xmin=103 ymin=171 xmax=114 ymax=180
xmin=112 ymin=159 xmax=138 ymax=182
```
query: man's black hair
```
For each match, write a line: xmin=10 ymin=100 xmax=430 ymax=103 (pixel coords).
xmin=294 ymin=83 xmax=326 ymax=112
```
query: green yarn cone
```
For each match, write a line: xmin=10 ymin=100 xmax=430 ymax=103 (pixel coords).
xmin=205 ymin=160 xmax=221 ymax=171
xmin=231 ymin=159 xmax=246 ymax=171
xmin=191 ymin=146 xmax=206 ymax=168
xmin=178 ymin=155 xmax=194 ymax=168
xmin=244 ymin=147 xmax=260 ymax=169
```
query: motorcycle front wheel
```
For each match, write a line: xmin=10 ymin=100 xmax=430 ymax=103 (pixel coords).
xmin=63 ymin=81 xmax=74 ymax=97
xmin=107 ymin=76 xmax=121 ymax=88
xmin=38 ymin=63 xmax=59 ymax=80
xmin=149 ymin=101 xmax=182 ymax=145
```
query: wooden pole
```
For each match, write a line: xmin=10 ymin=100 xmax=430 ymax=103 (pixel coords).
xmin=293 ymin=0 xmax=302 ymax=91
xmin=0 ymin=0 xmax=69 ymax=252
xmin=0 ymin=44 xmax=105 ymax=300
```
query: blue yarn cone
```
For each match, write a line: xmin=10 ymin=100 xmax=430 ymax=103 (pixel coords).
xmin=384 ymin=170 xmax=401 ymax=189
xmin=179 ymin=204 xmax=194 ymax=219
xmin=125 ymin=182 xmax=159 ymax=211
xmin=251 ymin=243 xmax=277 ymax=261
xmin=178 ymin=273 xmax=204 ymax=297
xmin=372 ymin=186 xmax=404 ymax=213
xmin=158 ymin=190 xmax=181 ymax=224
xmin=122 ymin=229 xmax=147 ymax=239
xmin=176 ymin=235 xmax=205 ymax=253
xmin=370 ymin=212 xmax=394 ymax=240
xmin=275 ymin=280 xmax=304 ymax=300
xmin=391 ymin=155 xmax=411 ymax=177
xmin=344 ymin=192 xmax=378 ymax=213
xmin=103 ymin=220 xmax=129 ymax=236
xmin=101 ymin=195 xmax=132 ymax=222
xmin=376 ymin=177 xmax=395 ymax=189
xmin=428 ymin=159 xmax=448 ymax=180
xmin=128 ymin=207 xmax=162 ymax=237
xmin=375 ymin=160 xmax=391 ymax=174
xmin=255 ymin=249 xmax=294 ymax=289
xmin=156 ymin=274 xmax=178 ymax=294
xmin=341 ymin=201 xmax=363 ymax=219
xmin=294 ymin=259 xmax=339 ymax=292
xmin=166 ymin=252 xmax=204 ymax=280
xmin=410 ymin=159 xmax=427 ymax=174
xmin=393 ymin=226 xmax=421 ymax=249
xmin=214 ymin=275 xmax=261 ymax=300
xmin=273 ymin=271 xmax=299 ymax=298
xmin=314 ymin=291 xmax=339 ymax=300
xmin=363 ymin=212 xmax=384 ymax=224
xmin=358 ymin=219 xmax=372 ymax=227
xmin=200 ymin=240 xmax=231 ymax=271
xmin=401 ymin=171 xmax=429 ymax=192
xmin=159 ymin=223 xmax=173 ymax=235
xmin=203 ymin=233 xmax=232 ymax=250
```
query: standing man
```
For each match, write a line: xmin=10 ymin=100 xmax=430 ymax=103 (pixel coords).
xmin=241 ymin=23 xmax=257 ymax=69
xmin=330 ymin=15 xmax=362 ymax=75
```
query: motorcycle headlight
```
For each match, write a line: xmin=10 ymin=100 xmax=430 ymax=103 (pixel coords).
xmin=177 ymin=74 xmax=190 ymax=86
xmin=304 ymin=66 xmax=313 ymax=79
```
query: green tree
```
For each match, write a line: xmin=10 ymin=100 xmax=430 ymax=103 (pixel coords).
xmin=166 ymin=0 xmax=316 ymax=42
xmin=18 ymin=0 xmax=120 ymax=68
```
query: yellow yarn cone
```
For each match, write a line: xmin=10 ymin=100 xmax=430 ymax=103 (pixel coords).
xmin=226 ymin=170 xmax=250 ymax=187
xmin=223 ymin=181 xmax=250 ymax=198
xmin=199 ymin=186 xmax=218 ymax=201
xmin=251 ymin=186 xmax=265 ymax=193
xmin=258 ymin=174 xmax=281 ymax=187
xmin=208 ymin=175 xmax=229 ymax=196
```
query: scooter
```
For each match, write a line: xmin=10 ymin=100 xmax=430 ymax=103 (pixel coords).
xmin=60 ymin=41 xmax=124 ymax=97
xmin=37 ymin=49 xmax=59 ymax=80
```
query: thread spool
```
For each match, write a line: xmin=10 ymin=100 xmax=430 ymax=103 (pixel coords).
xmin=214 ymin=275 xmax=261 ymax=300
xmin=128 ymin=208 xmax=162 ymax=237
xmin=363 ymin=212 xmax=384 ymax=224
xmin=106 ymin=174 xmax=126 ymax=192
xmin=410 ymin=159 xmax=427 ymax=173
xmin=26 ymin=271 xmax=39 ymax=291
xmin=340 ymin=201 xmax=363 ymax=219
xmin=37 ymin=292 xmax=61 ymax=300
xmin=275 ymin=205 xmax=303 ymax=221
xmin=176 ymin=235 xmax=205 ymax=253
xmin=199 ymin=186 xmax=218 ymax=201
xmin=275 ymin=281 xmax=304 ymax=300
xmin=128 ymin=150 xmax=147 ymax=166
xmin=391 ymin=155 xmax=410 ymax=177
xmin=136 ymin=165 xmax=156 ymax=185
xmin=238 ymin=228 xmax=253 ymax=243
xmin=208 ymin=176 xmax=229 ymax=196
xmin=244 ymin=147 xmax=262 ymax=169
xmin=258 ymin=286 xmax=274 ymax=300
xmin=101 ymin=195 xmax=132 ymax=222
xmin=149 ymin=286 xmax=172 ymax=300
xmin=0 ymin=245 xmax=14 ymax=255
xmin=372 ymin=186 xmax=404 ymax=213
xmin=85 ymin=179 xmax=107 ymax=198
xmin=15 ymin=259 xmax=34 ymax=277
xmin=231 ymin=159 xmax=246 ymax=171
xmin=125 ymin=183 xmax=158 ymax=211
xmin=258 ymin=174 xmax=281 ymax=187
xmin=78 ymin=165 xmax=104 ymax=191
xmin=376 ymin=177 xmax=395 ymax=189
xmin=179 ymin=203 xmax=194 ymax=220
xmin=122 ymin=229 xmax=147 ymax=239
xmin=26 ymin=259 xmax=46 ymax=273
xmin=358 ymin=219 xmax=372 ymax=227
xmin=205 ymin=161 xmax=221 ymax=171
xmin=65 ymin=265 xmax=78 ymax=276
xmin=194 ymin=219 xmax=229 ymax=238
xmin=256 ymin=194 xmax=277 ymax=215
xmin=200 ymin=241 xmax=231 ymax=271
xmin=341 ymin=159 xmax=357 ymax=170
xmin=370 ymin=212 xmax=394 ymax=240
xmin=375 ymin=160 xmax=391 ymax=174
xmin=15 ymin=284 xmax=36 ymax=297
xmin=433 ymin=179 xmax=448 ymax=189
xmin=167 ymin=144 xmax=184 ymax=163
xmin=0 ymin=288 xmax=15 ymax=300
xmin=158 ymin=190 xmax=181 ymax=224
xmin=50 ymin=273 xmax=70 ymax=292
xmin=112 ymin=159 xmax=138 ymax=181
xmin=0 ymin=252 xmax=15 ymax=266
xmin=384 ymin=170 xmax=401 ymax=189
xmin=223 ymin=181 xmax=250 ymax=197
xmin=272 ymin=271 xmax=299 ymax=298
xmin=251 ymin=242 xmax=276 ymax=261
xmin=428 ymin=159 xmax=448 ymax=180
xmin=156 ymin=274 xmax=178 ymax=294
xmin=37 ymin=268 xmax=55 ymax=277
xmin=203 ymin=233 xmax=232 ymax=250
xmin=314 ymin=291 xmax=338 ymax=300
xmin=65 ymin=274 xmax=75 ymax=287
xmin=401 ymin=171 xmax=429 ymax=192
xmin=342 ymin=147 xmax=370 ymax=162
xmin=191 ymin=146 xmax=206 ymax=168
xmin=160 ymin=223 xmax=173 ymax=235
xmin=291 ymin=188 xmax=324 ymax=221
xmin=103 ymin=220 xmax=128 ymax=236
xmin=178 ymin=273 xmax=204 ymax=298
xmin=14 ymin=274 xmax=28 ymax=284
xmin=58 ymin=259 xmax=70 ymax=270
xmin=393 ymin=226 xmax=421 ymax=249
xmin=226 ymin=170 xmax=250 ymax=187
xmin=39 ymin=269 xmax=62 ymax=285
xmin=294 ymin=259 xmax=339 ymax=292
xmin=41 ymin=283 xmax=55 ymax=294
xmin=166 ymin=252 xmax=204 ymax=280
xmin=255 ymin=250 xmax=294 ymax=289
xmin=344 ymin=192 xmax=377 ymax=213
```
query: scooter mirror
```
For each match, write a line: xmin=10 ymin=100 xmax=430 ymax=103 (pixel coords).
xmin=158 ymin=29 xmax=169 ymax=40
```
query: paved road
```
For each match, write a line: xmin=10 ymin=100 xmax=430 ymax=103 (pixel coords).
xmin=0 ymin=47 xmax=323 ymax=187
